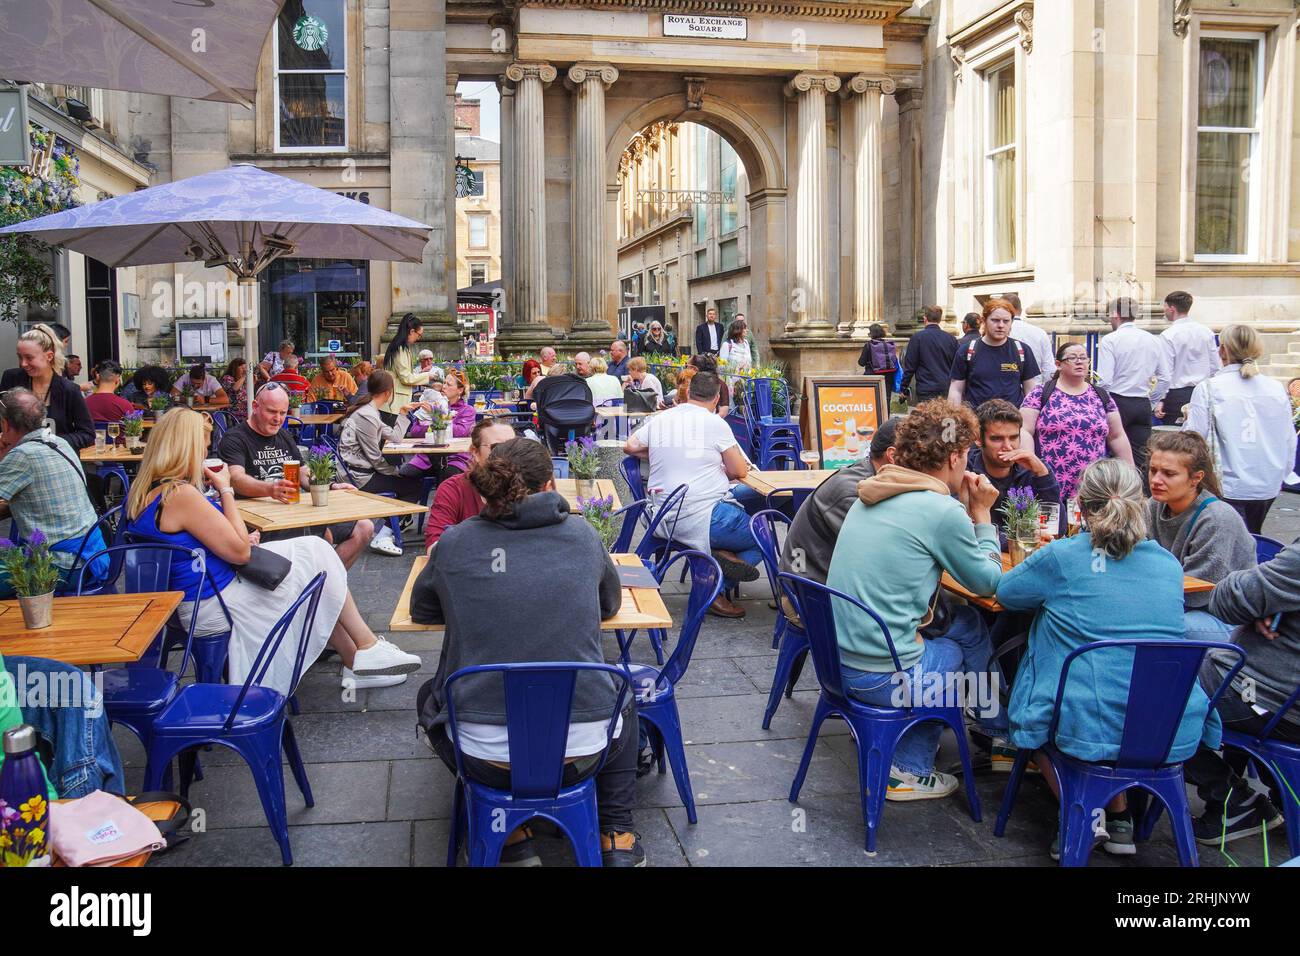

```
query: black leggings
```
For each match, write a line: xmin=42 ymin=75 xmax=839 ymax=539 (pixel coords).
xmin=362 ymin=472 xmax=425 ymax=503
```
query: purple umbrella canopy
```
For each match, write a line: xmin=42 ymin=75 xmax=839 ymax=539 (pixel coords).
xmin=0 ymin=0 xmax=286 ymax=107
xmin=0 ymin=163 xmax=432 ymax=272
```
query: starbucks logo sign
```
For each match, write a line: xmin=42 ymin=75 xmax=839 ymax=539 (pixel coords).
xmin=293 ymin=14 xmax=328 ymax=51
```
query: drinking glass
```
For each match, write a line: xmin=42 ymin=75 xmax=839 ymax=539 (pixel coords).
xmin=1039 ymin=503 xmax=1061 ymax=539
xmin=1066 ymin=497 xmax=1082 ymax=536
xmin=799 ymin=450 xmax=821 ymax=469
xmin=94 ymin=427 xmax=106 ymax=455
xmin=106 ymin=422 xmax=120 ymax=447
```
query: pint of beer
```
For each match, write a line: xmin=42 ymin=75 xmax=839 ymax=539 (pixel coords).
xmin=1066 ymin=497 xmax=1082 ymax=536
xmin=282 ymin=460 xmax=301 ymax=503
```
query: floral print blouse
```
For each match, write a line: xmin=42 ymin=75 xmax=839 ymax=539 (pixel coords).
xmin=1022 ymin=383 xmax=1116 ymax=501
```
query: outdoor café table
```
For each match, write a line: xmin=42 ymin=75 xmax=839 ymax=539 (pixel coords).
xmin=296 ymin=413 xmax=343 ymax=425
xmin=389 ymin=552 xmax=672 ymax=633
xmin=80 ymin=445 xmax=144 ymax=463
xmin=235 ymin=487 xmax=428 ymax=533
xmin=382 ymin=437 xmax=472 ymax=456
xmin=553 ymin=478 xmax=622 ymax=511
xmin=741 ymin=468 xmax=836 ymax=498
xmin=0 ymin=592 xmax=183 ymax=666
xmin=940 ymin=552 xmax=1215 ymax=613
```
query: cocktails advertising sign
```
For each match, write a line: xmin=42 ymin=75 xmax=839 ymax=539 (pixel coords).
xmin=802 ymin=376 xmax=887 ymax=469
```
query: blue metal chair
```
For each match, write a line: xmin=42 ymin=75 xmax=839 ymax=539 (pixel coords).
xmin=1253 ymin=534 xmax=1285 ymax=564
xmin=994 ymin=639 xmax=1246 ymax=867
xmin=444 ymin=662 xmax=632 ymax=867
xmin=763 ymin=487 xmax=814 ymax=518
xmin=750 ymin=511 xmax=809 ymax=729
xmin=610 ymin=498 xmax=648 ymax=555
xmin=620 ymin=455 xmax=645 ymax=502
xmin=98 ymin=463 xmax=132 ymax=511
xmin=613 ymin=484 xmax=688 ymax=665
xmin=551 ymin=456 xmax=571 ymax=479
xmin=624 ymin=550 xmax=722 ymax=825
xmin=56 ymin=504 xmax=125 ymax=596
xmin=1221 ymin=681 xmax=1300 ymax=858
xmin=334 ymin=452 xmax=402 ymax=544
xmin=779 ymin=572 xmax=983 ymax=852
xmin=142 ymin=573 xmax=326 ymax=866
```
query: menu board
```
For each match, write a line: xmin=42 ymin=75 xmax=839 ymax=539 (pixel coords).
xmin=801 ymin=376 xmax=887 ymax=469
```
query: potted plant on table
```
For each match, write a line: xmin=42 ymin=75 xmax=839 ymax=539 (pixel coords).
xmin=178 ymin=380 xmax=195 ymax=408
xmin=148 ymin=395 xmax=170 ymax=420
xmin=565 ymin=435 xmax=601 ymax=498
xmin=0 ymin=532 xmax=62 ymax=629
xmin=305 ymin=445 xmax=337 ymax=507
xmin=122 ymin=410 xmax=145 ymax=452
xmin=576 ymin=494 xmax=618 ymax=551
xmin=1003 ymin=486 xmax=1041 ymax=567
xmin=287 ymin=391 xmax=304 ymax=415
xmin=428 ymin=408 xmax=452 ymax=446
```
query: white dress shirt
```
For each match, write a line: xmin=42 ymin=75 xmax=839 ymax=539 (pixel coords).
xmin=1096 ymin=322 xmax=1170 ymax=401
xmin=1183 ymin=365 xmax=1297 ymax=501
xmin=1010 ymin=317 xmax=1055 ymax=380
xmin=1160 ymin=317 xmax=1222 ymax=389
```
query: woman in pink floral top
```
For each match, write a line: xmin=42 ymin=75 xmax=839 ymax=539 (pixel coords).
xmin=1020 ymin=342 xmax=1134 ymax=501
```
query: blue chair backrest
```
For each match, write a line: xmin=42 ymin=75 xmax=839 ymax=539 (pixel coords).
xmin=57 ymin=504 xmax=125 ymax=595
xmin=224 ymin=573 xmax=326 ymax=729
xmin=637 ymin=483 xmax=687 ymax=565
xmin=611 ymin=499 xmax=648 ymax=554
xmin=444 ymin=662 xmax=631 ymax=800
xmin=1253 ymin=534 xmax=1284 ymax=564
xmin=551 ymin=456 xmax=571 ymax=479
xmin=620 ymin=455 xmax=645 ymax=501
xmin=1255 ymin=681 xmax=1300 ymax=742
xmin=779 ymin=572 xmax=902 ymax=707
xmin=1048 ymin=640 xmax=1246 ymax=768
xmin=652 ymin=550 xmax=723 ymax=687
xmin=750 ymin=509 xmax=790 ymax=603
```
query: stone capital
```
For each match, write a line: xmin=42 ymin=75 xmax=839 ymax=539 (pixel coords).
xmin=565 ymin=62 xmax=619 ymax=90
xmin=784 ymin=72 xmax=841 ymax=99
xmin=1015 ymin=7 xmax=1033 ymax=54
xmin=841 ymin=74 xmax=897 ymax=98
xmin=505 ymin=61 xmax=558 ymax=85
xmin=894 ymin=83 xmax=924 ymax=113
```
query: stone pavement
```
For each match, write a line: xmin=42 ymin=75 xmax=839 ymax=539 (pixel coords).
xmin=118 ymin=493 xmax=1300 ymax=867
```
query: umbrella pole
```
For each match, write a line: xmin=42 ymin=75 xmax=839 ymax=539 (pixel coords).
xmin=240 ymin=276 xmax=258 ymax=413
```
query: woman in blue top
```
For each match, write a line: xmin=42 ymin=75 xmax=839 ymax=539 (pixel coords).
xmin=998 ymin=458 xmax=1221 ymax=861
xmin=123 ymin=408 xmax=420 ymax=694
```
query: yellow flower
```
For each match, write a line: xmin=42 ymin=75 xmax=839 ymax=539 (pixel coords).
xmin=27 ymin=827 xmax=45 ymax=846
xmin=20 ymin=794 xmax=46 ymax=823
xmin=0 ymin=831 xmax=10 ymax=849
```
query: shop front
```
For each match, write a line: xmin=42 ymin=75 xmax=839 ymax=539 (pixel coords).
xmin=260 ymin=258 xmax=370 ymax=362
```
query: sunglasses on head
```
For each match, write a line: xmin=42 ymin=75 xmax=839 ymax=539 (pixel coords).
xmin=255 ymin=382 xmax=287 ymax=398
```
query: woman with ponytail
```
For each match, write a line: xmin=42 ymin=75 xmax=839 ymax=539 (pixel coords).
xmin=1182 ymin=324 xmax=1296 ymax=533
xmin=379 ymin=313 xmax=429 ymax=424
xmin=0 ymin=323 xmax=95 ymax=449
xmin=410 ymin=437 xmax=646 ymax=866
xmin=999 ymin=458 xmax=1222 ymax=859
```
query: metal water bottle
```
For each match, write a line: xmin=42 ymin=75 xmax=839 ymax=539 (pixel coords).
xmin=0 ymin=725 xmax=51 ymax=867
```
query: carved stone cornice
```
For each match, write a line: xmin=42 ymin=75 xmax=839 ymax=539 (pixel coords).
xmin=505 ymin=61 xmax=557 ymax=84
xmin=1014 ymin=7 xmax=1033 ymax=53
xmin=515 ymin=0 xmax=912 ymax=24
xmin=841 ymin=74 xmax=897 ymax=98
xmin=950 ymin=44 xmax=966 ymax=83
xmin=566 ymin=62 xmax=619 ymax=89
xmin=784 ymin=72 xmax=841 ymax=98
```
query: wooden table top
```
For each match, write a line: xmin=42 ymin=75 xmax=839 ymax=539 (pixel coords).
xmin=0 ymin=592 xmax=182 ymax=666
xmin=389 ymin=552 xmax=672 ymax=633
xmin=80 ymin=445 xmax=143 ymax=463
xmin=293 ymin=413 xmax=343 ymax=425
xmin=741 ymin=469 xmax=836 ymax=497
xmin=941 ymin=551 xmax=1215 ymax=612
xmin=594 ymin=407 xmax=658 ymax=418
xmin=554 ymin=479 xmax=623 ymax=511
xmin=382 ymin=437 xmax=472 ymax=456
xmin=236 ymin=487 xmax=429 ymax=532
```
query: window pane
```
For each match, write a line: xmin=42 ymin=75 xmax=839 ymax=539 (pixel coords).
xmin=469 ymin=170 xmax=485 ymax=198
xmin=991 ymin=148 xmax=1016 ymax=265
xmin=719 ymin=140 xmax=738 ymax=234
xmin=469 ymin=216 xmax=487 ymax=247
xmin=279 ymin=73 xmax=345 ymax=147
xmin=470 ymin=263 xmax=487 ymax=284
xmin=1199 ymin=38 xmax=1256 ymax=129
xmin=695 ymin=249 xmax=707 ymax=277
xmin=279 ymin=0 xmax=346 ymax=71
xmin=1196 ymin=132 xmax=1251 ymax=255
xmin=719 ymin=238 xmax=739 ymax=272
xmin=989 ymin=65 xmax=1015 ymax=150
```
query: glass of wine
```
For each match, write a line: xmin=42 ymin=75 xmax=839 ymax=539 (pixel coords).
xmin=799 ymin=450 xmax=821 ymax=469
xmin=106 ymin=422 xmax=121 ymax=448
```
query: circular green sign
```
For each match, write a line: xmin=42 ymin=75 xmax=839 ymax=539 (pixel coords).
xmin=293 ymin=14 xmax=328 ymax=51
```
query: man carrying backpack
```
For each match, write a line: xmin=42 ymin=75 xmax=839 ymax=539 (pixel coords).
xmin=858 ymin=324 xmax=899 ymax=407
xmin=948 ymin=298 xmax=1040 ymax=409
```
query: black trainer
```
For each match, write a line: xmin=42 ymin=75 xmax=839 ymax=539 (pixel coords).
xmin=711 ymin=549 xmax=760 ymax=582
xmin=1194 ymin=794 xmax=1284 ymax=846
xmin=602 ymin=831 xmax=647 ymax=867
xmin=498 ymin=826 xmax=542 ymax=866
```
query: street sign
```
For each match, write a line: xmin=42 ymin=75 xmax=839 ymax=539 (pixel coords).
xmin=0 ymin=88 xmax=32 ymax=167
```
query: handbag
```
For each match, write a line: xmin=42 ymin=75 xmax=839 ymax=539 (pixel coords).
xmin=236 ymin=545 xmax=293 ymax=591
xmin=49 ymin=790 xmax=171 ymax=867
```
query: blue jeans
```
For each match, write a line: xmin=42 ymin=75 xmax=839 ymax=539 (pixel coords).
xmin=708 ymin=499 xmax=764 ymax=582
xmin=839 ymin=606 xmax=1007 ymax=776
xmin=4 ymin=657 xmax=125 ymax=798
xmin=1184 ymin=609 xmax=1234 ymax=643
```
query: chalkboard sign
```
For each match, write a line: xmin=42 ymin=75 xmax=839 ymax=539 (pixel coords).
xmin=175 ymin=319 xmax=228 ymax=366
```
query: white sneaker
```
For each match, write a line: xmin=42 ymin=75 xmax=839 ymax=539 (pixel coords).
xmin=369 ymin=525 xmax=403 ymax=556
xmin=885 ymin=766 xmax=959 ymax=801
xmin=351 ymin=637 xmax=422 ymax=677
xmin=341 ymin=666 xmax=408 ymax=690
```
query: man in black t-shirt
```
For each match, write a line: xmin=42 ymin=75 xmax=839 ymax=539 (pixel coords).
xmin=947 ymin=301 xmax=1040 ymax=408
xmin=218 ymin=382 xmax=375 ymax=568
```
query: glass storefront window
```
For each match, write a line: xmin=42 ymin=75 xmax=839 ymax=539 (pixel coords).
xmin=276 ymin=0 xmax=347 ymax=150
xmin=262 ymin=258 xmax=369 ymax=361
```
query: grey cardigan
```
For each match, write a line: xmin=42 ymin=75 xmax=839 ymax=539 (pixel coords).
xmin=1146 ymin=490 xmax=1255 ymax=609
xmin=338 ymin=401 xmax=409 ymax=485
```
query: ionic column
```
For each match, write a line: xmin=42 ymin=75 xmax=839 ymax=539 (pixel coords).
xmin=784 ymin=72 xmax=840 ymax=335
xmin=505 ymin=62 xmax=556 ymax=332
xmin=894 ymin=83 xmax=924 ymax=329
xmin=496 ymin=77 xmax=517 ymax=327
xmin=844 ymin=74 xmax=895 ymax=339
xmin=567 ymin=63 xmax=619 ymax=335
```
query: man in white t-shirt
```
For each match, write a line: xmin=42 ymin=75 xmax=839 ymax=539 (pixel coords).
xmin=1003 ymin=292 xmax=1055 ymax=385
xmin=625 ymin=371 xmax=759 ymax=618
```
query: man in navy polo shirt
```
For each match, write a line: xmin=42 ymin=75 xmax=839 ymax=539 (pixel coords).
xmin=948 ymin=298 xmax=1039 ymax=409
xmin=965 ymin=399 xmax=1059 ymax=548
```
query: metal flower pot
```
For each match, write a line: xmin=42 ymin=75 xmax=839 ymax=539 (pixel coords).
xmin=18 ymin=591 xmax=53 ymax=629
xmin=310 ymin=484 xmax=330 ymax=507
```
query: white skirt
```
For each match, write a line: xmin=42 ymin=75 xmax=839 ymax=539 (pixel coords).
xmin=182 ymin=537 xmax=347 ymax=696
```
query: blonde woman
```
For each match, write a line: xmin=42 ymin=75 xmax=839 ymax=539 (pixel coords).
xmin=0 ymin=323 xmax=95 ymax=448
xmin=379 ymin=313 xmax=429 ymax=424
xmin=1183 ymin=324 xmax=1297 ymax=533
xmin=585 ymin=355 xmax=624 ymax=405
xmin=123 ymin=408 xmax=421 ymax=693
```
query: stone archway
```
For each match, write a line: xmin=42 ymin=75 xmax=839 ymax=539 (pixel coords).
xmin=603 ymin=90 xmax=788 ymax=352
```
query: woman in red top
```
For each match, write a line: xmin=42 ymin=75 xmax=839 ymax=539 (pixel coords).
xmin=424 ymin=419 xmax=518 ymax=551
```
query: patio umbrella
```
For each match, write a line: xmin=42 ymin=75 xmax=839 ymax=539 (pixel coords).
xmin=0 ymin=163 xmax=431 ymax=397
xmin=0 ymin=0 xmax=287 ymax=108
